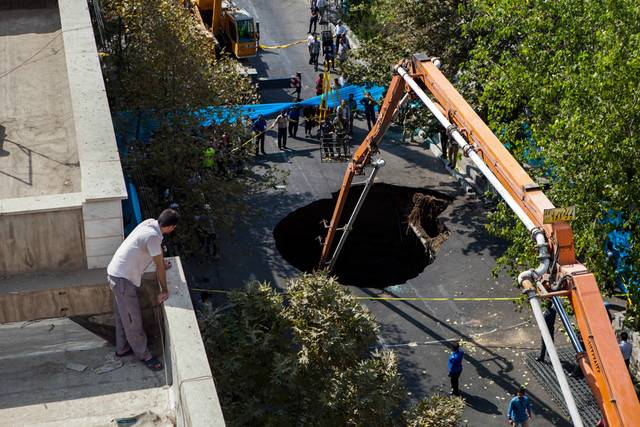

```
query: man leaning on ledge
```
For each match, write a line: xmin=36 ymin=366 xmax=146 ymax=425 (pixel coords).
xmin=107 ymin=209 xmax=179 ymax=371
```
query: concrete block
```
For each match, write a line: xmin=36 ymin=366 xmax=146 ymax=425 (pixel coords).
xmin=85 ymin=236 xmax=122 ymax=258
xmin=1 ymin=193 xmax=83 ymax=216
xmin=181 ymin=381 xmax=226 ymax=427
xmin=83 ymin=218 xmax=123 ymax=239
xmin=82 ymin=200 xmax=123 ymax=221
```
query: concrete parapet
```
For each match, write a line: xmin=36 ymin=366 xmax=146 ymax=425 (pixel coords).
xmin=162 ymin=257 xmax=226 ymax=427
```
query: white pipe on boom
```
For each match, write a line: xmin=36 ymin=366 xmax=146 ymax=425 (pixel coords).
xmin=395 ymin=65 xmax=584 ymax=427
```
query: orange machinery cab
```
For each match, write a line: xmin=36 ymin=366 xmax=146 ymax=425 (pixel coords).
xmin=221 ymin=9 xmax=259 ymax=58
xmin=195 ymin=0 xmax=259 ymax=59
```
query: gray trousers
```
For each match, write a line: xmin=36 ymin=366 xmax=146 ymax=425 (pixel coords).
xmin=108 ymin=275 xmax=150 ymax=360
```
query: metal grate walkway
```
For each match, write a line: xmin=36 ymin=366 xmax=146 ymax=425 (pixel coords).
xmin=525 ymin=347 xmax=602 ymax=425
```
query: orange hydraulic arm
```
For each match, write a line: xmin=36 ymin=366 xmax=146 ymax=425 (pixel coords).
xmin=318 ymin=73 xmax=406 ymax=265
xmin=320 ymin=54 xmax=640 ymax=426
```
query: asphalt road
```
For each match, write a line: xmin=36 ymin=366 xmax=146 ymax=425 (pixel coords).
xmin=186 ymin=1 xmax=575 ymax=425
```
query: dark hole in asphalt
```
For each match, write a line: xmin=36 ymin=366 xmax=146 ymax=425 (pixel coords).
xmin=273 ymin=183 xmax=453 ymax=288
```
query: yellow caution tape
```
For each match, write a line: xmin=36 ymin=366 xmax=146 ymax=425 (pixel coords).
xmin=259 ymin=39 xmax=306 ymax=50
xmin=190 ymin=287 xmax=631 ymax=303
xmin=354 ymin=296 xmax=519 ymax=301
xmin=190 ymin=288 xmax=519 ymax=301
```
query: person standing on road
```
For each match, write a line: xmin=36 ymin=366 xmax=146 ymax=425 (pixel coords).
xmin=619 ymin=331 xmax=633 ymax=369
xmin=337 ymin=38 xmax=349 ymax=69
xmin=360 ymin=91 xmax=377 ymax=130
xmin=316 ymin=0 xmax=326 ymax=18
xmin=536 ymin=300 xmax=557 ymax=362
xmin=336 ymin=99 xmax=350 ymax=131
xmin=288 ymin=106 xmax=301 ymax=138
xmin=252 ymin=114 xmax=267 ymax=155
xmin=275 ymin=110 xmax=289 ymax=150
xmin=315 ymin=73 xmax=324 ymax=96
xmin=347 ymin=93 xmax=357 ymax=134
xmin=307 ymin=32 xmax=315 ymax=57
xmin=309 ymin=6 xmax=319 ymax=34
xmin=107 ymin=209 xmax=179 ymax=372
xmin=335 ymin=20 xmax=348 ymax=49
xmin=310 ymin=35 xmax=321 ymax=71
xmin=447 ymin=341 xmax=464 ymax=396
xmin=507 ymin=387 xmax=533 ymax=427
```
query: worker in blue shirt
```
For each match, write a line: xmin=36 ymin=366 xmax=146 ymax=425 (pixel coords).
xmin=288 ymin=106 xmax=301 ymax=138
xmin=507 ymin=386 xmax=533 ymax=427
xmin=447 ymin=341 xmax=464 ymax=396
xmin=252 ymin=115 xmax=267 ymax=155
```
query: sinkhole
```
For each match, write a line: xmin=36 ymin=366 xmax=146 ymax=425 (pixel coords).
xmin=274 ymin=183 xmax=453 ymax=288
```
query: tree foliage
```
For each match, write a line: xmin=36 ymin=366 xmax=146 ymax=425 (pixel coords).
xmin=96 ymin=0 xmax=284 ymax=256
xmin=404 ymin=394 xmax=466 ymax=427
xmin=461 ymin=0 xmax=640 ymax=325
xmin=199 ymin=273 xmax=464 ymax=426
xmin=343 ymin=0 xmax=472 ymax=85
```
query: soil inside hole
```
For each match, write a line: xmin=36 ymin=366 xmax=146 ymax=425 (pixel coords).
xmin=273 ymin=183 xmax=452 ymax=288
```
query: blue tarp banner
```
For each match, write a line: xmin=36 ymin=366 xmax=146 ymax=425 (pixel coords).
xmin=114 ymin=85 xmax=385 ymax=145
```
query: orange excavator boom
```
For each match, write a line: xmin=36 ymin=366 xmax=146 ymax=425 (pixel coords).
xmin=319 ymin=54 xmax=640 ymax=426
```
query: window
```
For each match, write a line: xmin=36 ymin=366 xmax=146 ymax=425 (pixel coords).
xmin=236 ymin=19 xmax=255 ymax=42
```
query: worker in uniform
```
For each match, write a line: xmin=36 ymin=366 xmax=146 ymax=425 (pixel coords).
xmin=335 ymin=116 xmax=348 ymax=157
xmin=252 ymin=115 xmax=267 ymax=155
xmin=107 ymin=209 xmax=179 ymax=372
xmin=321 ymin=117 xmax=335 ymax=158
xmin=360 ymin=91 xmax=377 ymax=131
xmin=288 ymin=106 xmax=301 ymax=138
xmin=447 ymin=341 xmax=464 ymax=396
xmin=275 ymin=110 xmax=289 ymax=150
xmin=536 ymin=300 xmax=557 ymax=362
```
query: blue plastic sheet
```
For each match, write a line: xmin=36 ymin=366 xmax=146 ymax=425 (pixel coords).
xmin=114 ymin=85 xmax=385 ymax=145
xmin=122 ymin=179 xmax=143 ymax=235
xmin=601 ymin=210 xmax=638 ymax=293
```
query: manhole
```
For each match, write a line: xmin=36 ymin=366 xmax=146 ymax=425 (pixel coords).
xmin=274 ymin=183 xmax=452 ymax=288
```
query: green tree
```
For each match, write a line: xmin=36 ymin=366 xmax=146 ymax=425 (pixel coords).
xmin=199 ymin=273 xmax=464 ymax=426
xmin=343 ymin=0 xmax=473 ymax=85
xmin=344 ymin=0 xmax=640 ymax=327
xmin=460 ymin=0 xmax=640 ymax=326
xmin=404 ymin=395 xmax=466 ymax=427
xmin=96 ymin=0 xmax=284 ymax=256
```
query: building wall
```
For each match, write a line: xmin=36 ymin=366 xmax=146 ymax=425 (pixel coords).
xmin=83 ymin=200 xmax=124 ymax=269
xmin=0 ymin=209 xmax=86 ymax=275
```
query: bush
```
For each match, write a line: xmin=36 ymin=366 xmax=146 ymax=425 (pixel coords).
xmin=199 ymin=273 xmax=465 ymax=426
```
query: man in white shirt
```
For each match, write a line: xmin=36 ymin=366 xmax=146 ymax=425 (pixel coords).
xmin=107 ymin=208 xmax=179 ymax=371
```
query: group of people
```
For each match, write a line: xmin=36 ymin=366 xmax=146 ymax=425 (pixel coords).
xmin=448 ymin=299 xmax=635 ymax=427
xmin=307 ymin=0 xmax=351 ymax=72
xmin=250 ymin=106 xmax=303 ymax=155
xmin=247 ymin=1 xmax=380 ymax=156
